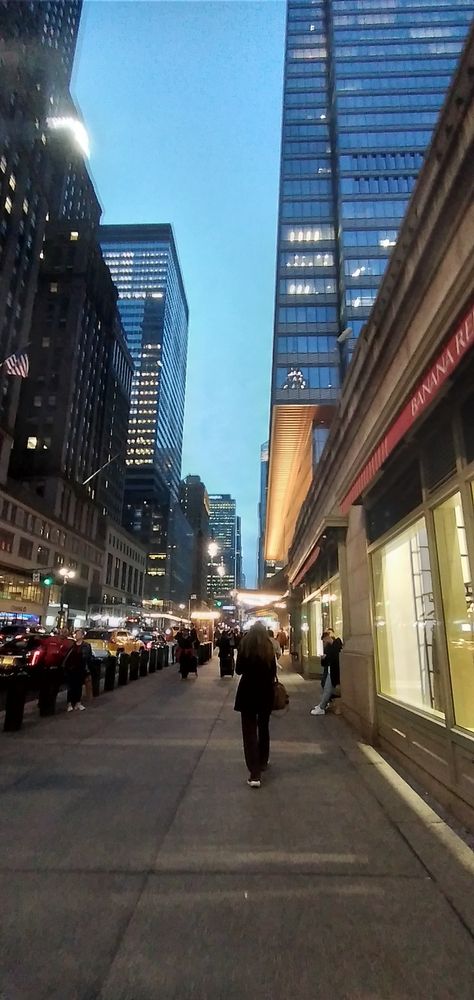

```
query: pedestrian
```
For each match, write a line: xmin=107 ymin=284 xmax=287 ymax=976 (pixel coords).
xmin=63 ymin=628 xmax=93 ymax=712
xmin=267 ymin=628 xmax=282 ymax=663
xmin=215 ymin=629 xmax=234 ymax=677
xmin=235 ymin=622 xmax=277 ymax=788
xmin=276 ymin=627 xmax=288 ymax=657
xmin=179 ymin=630 xmax=198 ymax=679
xmin=310 ymin=629 xmax=343 ymax=716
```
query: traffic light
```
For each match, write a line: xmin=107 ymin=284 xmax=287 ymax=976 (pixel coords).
xmin=42 ymin=573 xmax=55 ymax=587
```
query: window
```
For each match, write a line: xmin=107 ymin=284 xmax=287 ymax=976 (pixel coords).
xmin=36 ymin=545 xmax=50 ymax=565
xmin=4 ymin=196 xmax=12 ymax=214
xmin=372 ymin=518 xmax=443 ymax=718
xmin=27 ymin=436 xmax=38 ymax=449
xmin=70 ymin=231 xmax=79 ymax=241
xmin=0 ymin=530 xmax=14 ymax=553
xmin=280 ymin=224 xmax=335 ymax=243
xmin=433 ymin=493 xmax=473 ymax=734
xmin=280 ymin=278 xmax=336 ymax=296
xmin=50 ymin=282 xmax=58 ymax=293
xmin=18 ymin=537 xmax=33 ymax=560
xmin=42 ymin=337 xmax=50 ymax=348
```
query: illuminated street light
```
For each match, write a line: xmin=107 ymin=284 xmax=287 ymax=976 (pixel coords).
xmin=216 ymin=564 xmax=226 ymax=578
xmin=208 ymin=541 xmax=219 ymax=558
xmin=57 ymin=567 xmax=76 ymax=630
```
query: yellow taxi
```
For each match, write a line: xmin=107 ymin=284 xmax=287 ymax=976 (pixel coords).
xmin=85 ymin=628 xmax=144 ymax=660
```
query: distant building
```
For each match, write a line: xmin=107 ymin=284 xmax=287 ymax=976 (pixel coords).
xmin=101 ymin=224 xmax=189 ymax=604
xmin=10 ymin=222 xmax=133 ymax=535
xmin=89 ymin=521 xmax=147 ymax=623
xmin=208 ymin=494 xmax=238 ymax=598
xmin=179 ymin=475 xmax=210 ymax=603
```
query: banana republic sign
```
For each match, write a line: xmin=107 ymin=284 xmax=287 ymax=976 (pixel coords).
xmin=341 ymin=302 xmax=474 ymax=514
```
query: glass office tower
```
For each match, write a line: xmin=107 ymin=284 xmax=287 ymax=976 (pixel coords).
xmin=266 ymin=0 xmax=472 ymax=567
xmin=101 ymin=224 xmax=189 ymax=602
xmin=208 ymin=495 xmax=238 ymax=598
xmin=273 ymin=0 xmax=471 ymax=404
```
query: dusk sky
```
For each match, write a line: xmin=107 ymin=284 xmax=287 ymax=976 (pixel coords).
xmin=72 ymin=0 xmax=286 ymax=586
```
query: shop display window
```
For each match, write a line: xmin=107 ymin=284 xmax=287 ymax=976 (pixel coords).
xmin=434 ymin=492 xmax=474 ymax=734
xmin=372 ymin=518 xmax=445 ymax=718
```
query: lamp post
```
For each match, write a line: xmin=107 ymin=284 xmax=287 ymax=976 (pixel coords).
xmin=58 ymin=566 xmax=76 ymax=630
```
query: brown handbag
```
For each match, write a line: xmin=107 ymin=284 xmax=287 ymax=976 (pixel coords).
xmin=273 ymin=679 xmax=289 ymax=711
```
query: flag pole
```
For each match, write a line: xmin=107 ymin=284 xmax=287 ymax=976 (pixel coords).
xmin=82 ymin=453 xmax=120 ymax=487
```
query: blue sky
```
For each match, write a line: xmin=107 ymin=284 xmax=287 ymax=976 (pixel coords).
xmin=72 ymin=0 xmax=286 ymax=586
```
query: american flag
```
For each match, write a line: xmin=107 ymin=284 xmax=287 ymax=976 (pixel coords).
xmin=3 ymin=351 xmax=29 ymax=378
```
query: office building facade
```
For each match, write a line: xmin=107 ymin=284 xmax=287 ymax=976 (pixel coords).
xmin=0 ymin=0 xmax=83 ymax=480
xmin=208 ymin=494 xmax=238 ymax=598
xmin=265 ymin=0 xmax=473 ymax=569
xmin=100 ymin=225 xmax=189 ymax=603
xmin=179 ymin=475 xmax=210 ymax=603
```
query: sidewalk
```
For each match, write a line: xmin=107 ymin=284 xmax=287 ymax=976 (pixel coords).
xmin=0 ymin=657 xmax=473 ymax=1000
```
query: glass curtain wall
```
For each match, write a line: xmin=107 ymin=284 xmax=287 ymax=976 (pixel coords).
xmin=271 ymin=2 xmax=471 ymax=407
xmin=434 ymin=492 xmax=474 ymax=734
xmin=372 ymin=517 xmax=444 ymax=718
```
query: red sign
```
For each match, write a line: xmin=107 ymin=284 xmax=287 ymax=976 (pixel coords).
xmin=341 ymin=302 xmax=474 ymax=515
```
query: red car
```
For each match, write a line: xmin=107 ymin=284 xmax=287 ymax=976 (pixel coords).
xmin=0 ymin=633 xmax=74 ymax=683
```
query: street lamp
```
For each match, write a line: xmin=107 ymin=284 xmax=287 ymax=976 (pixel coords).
xmin=58 ymin=566 xmax=76 ymax=630
xmin=216 ymin=564 xmax=226 ymax=579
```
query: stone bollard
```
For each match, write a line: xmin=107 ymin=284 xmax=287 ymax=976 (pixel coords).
xmin=38 ymin=672 xmax=60 ymax=716
xmin=156 ymin=646 xmax=164 ymax=670
xmin=118 ymin=652 xmax=129 ymax=686
xmin=139 ymin=649 xmax=149 ymax=677
xmin=90 ymin=660 xmax=101 ymax=697
xmin=148 ymin=647 xmax=157 ymax=673
xmin=129 ymin=650 xmax=140 ymax=681
xmin=104 ymin=655 xmax=117 ymax=692
xmin=3 ymin=675 xmax=28 ymax=732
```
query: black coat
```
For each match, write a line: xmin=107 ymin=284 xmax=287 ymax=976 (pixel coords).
xmin=234 ymin=651 xmax=276 ymax=715
xmin=326 ymin=638 xmax=342 ymax=687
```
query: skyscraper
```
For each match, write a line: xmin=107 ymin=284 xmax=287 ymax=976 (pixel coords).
xmin=265 ymin=0 xmax=472 ymax=569
xmin=179 ymin=475 xmax=210 ymax=603
xmin=10 ymin=222 xmax=133 ymax=529
xmin=0 ymin=0 xmax=84 ymax=480
xmin=100 ymin=225 xmax=189 ymax=602
xmin=208 ymin=494 xmax=238 ymax=598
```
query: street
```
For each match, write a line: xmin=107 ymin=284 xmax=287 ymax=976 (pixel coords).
xmin=0 ymin=657 xmax=473 ymax=1000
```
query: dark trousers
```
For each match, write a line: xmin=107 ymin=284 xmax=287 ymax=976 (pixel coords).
xmin=67 ymin=672 xmax=83 ymax=707
xmin=241 ymin=712 xmax=270 ymax=780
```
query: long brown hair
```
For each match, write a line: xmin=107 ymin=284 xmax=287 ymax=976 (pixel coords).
xmin=239 ymin=623 xmax=274 ymax=662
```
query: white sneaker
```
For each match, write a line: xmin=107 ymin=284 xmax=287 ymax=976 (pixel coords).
xmin=310 ymin=705 xmax=326 ymax=716
xmin=247 ymin=779 xmax=261 ymax=788
xmin=67 ymin=704 xmax=74 ymax=713
xmin=74 ymin=703 xmax=86 ymax=711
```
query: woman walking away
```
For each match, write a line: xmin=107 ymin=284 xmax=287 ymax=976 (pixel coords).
xmin=235 ymin=623 xmax=277 ymax=788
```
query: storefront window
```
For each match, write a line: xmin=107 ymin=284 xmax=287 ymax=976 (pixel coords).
xmin=434 ymin=492 xmax=474 ymax=734
xmin=372 ymin=518 xmax=444 ymax=718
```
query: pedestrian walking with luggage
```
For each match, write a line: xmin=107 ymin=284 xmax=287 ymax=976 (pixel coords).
xmin=216 ymin=630 xmax=234 ymax=677
xmin=234 ymin=622 xmax=277 ymax=788
xmin=276 ymin=627 xmax=288 ymax=657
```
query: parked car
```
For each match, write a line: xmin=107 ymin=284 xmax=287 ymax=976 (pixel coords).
xmin=84 ymin=628 xmax=144 ymax=660
xmin=0 ymin=633 xmax=74 ymax=685
xmin=137 ymin=631 xmax=165 ymax=650
xmin=0 ymin=622 xmax=46 ymax=647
